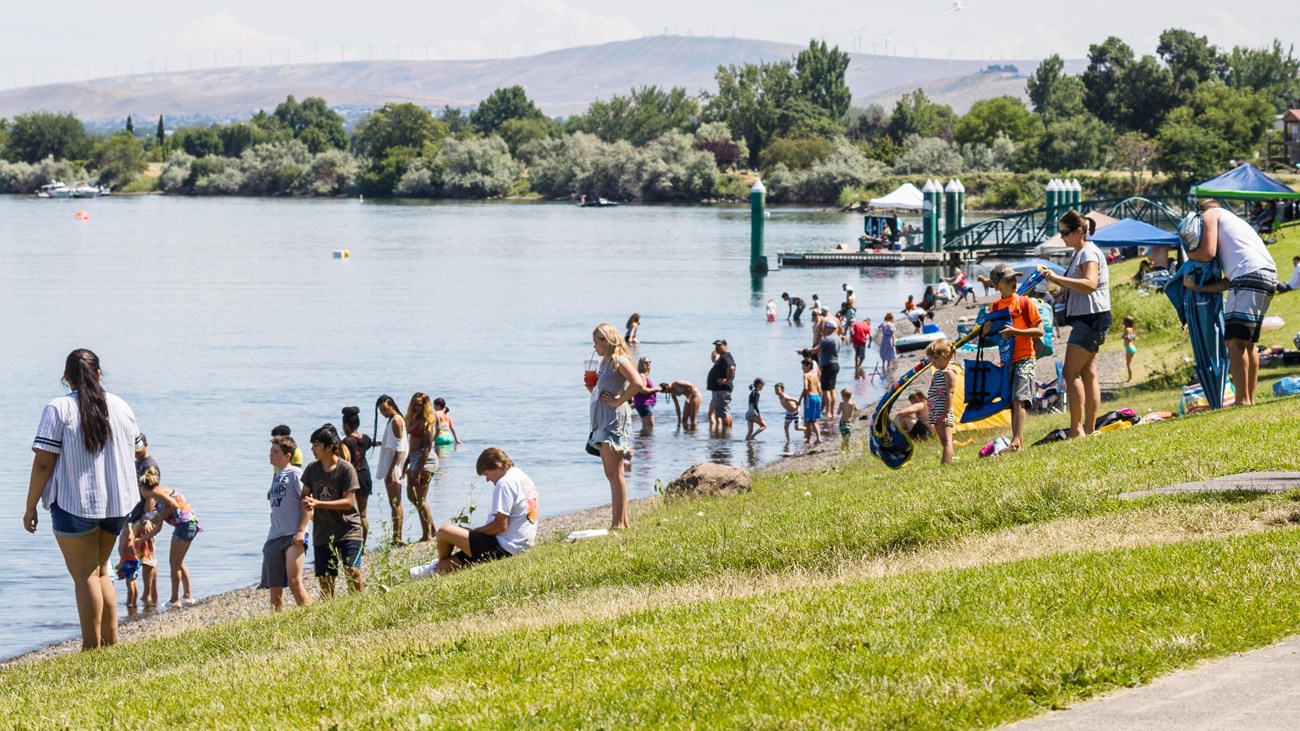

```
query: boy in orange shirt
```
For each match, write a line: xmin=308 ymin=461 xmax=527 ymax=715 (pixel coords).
xmin=985 ymin=264 xmax=1044 ymax=451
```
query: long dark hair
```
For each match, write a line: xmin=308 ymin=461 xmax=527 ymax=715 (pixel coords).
xmin=375 ymin=394 xmax=398 ymax=441
xmin=65 ymin=349 xmax=110 ymax=453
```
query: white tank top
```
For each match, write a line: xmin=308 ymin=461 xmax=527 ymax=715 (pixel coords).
xmin=1214 ymin=208 xmax=1274 ymax=280
xmin=381 ymin=416 xmax=409 ymax=454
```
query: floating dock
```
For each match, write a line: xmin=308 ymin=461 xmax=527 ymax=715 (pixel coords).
xmin=776 ymin=250 xmax=958 ymax=267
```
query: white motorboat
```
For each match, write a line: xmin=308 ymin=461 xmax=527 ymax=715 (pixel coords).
xmin=69 ymin=182 xmax=106 ymax=198
xmin=36 ymin=181 xmax=71 ymax=198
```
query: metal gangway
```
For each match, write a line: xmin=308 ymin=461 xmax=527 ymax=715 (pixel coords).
xmin=942 ymin=195 xmax=1192 ymax=253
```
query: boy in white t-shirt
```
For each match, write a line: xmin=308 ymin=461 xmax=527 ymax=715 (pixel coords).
xmin=421 ymin=448 xmax=539 ymax=577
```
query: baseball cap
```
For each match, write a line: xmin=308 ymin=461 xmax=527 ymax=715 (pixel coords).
xmin=712 ymin=339 xmax=727 ymax=346
xmin=822 ymin=318 xmax=839 ymax=330
xmin=988 ymin=263 xmax=1024 ymax=286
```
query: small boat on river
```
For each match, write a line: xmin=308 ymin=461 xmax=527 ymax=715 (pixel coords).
xmin=579 ymin=195 xmax=618 ymax=208
xmin=70 ymin=182 xmax=108 ymax=198
xmin=36 ymin=181 xmax=71 ymax=198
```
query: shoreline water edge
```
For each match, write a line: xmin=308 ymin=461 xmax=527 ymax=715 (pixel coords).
xmin=2 ymin=289 xmax=1125 ymax=668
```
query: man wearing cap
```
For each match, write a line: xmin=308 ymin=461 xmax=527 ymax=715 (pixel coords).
xmin=706 ymin=340 xmax=736 ymax=430
xmin=1184 ymin=199 xmax=1278 ymax=406
xmin=806 ymin=318 xmax=841 ymax=415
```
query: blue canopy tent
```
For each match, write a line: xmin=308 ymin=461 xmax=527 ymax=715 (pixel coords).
xmin=1193 ymin=163 xmax=1300 ymax=202
xmin=1089 ymin=218 xmax=1182 ymax=249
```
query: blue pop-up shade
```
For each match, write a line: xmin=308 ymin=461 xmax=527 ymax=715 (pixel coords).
xmin=1089 ymin=218 xmax=1182 ymax=249
xmin=1194 ymin=163 xmax=1300 ymax=201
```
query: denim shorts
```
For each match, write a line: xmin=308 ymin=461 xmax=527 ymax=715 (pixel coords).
xmin=50 ymin=503 xmax=128 ymax=538
xmin=1066 ymin=312 xmax=1112 ymax=354
xmin=313 ymin=539 xmax=364 ymax=577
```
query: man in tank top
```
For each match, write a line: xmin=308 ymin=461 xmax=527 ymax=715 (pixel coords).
xmin=1185 ymin=199 xmax=1278 ymax=406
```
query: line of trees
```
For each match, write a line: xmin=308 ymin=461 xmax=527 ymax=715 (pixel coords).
xmin=1 ymin=32 xmax=1298 ymax=203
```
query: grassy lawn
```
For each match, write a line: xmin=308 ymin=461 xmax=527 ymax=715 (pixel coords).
xmin=3 ymin=232 xmax=1300 ymax=729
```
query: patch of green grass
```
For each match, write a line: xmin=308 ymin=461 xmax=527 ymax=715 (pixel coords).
xmin=115 ymin=175 xmax=159 ymax=194
xmin=2 ymin=393 xmax=1299 ymax=727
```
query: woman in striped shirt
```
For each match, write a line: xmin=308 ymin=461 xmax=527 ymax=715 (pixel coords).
xmin=23 ymin=349 xmax=143 ymax=650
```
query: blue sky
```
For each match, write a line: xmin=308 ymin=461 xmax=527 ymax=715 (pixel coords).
xmin=3 ymin=0 xmax=1298 ymax=89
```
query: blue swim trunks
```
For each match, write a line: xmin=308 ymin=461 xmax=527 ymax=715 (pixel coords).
xmin=803 ymin=394 xmax=823 ymax=422
xmin=116 ymin=558 xmax=141 ymax=581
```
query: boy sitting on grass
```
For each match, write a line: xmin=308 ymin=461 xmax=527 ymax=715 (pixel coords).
xmin=985 ymin=263 xmax=1044 ymax=451
xmin=421 ymin=448 xmax=540 ymax=577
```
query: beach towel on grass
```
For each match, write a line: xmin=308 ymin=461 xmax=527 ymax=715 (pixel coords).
xmin=1166 ymin=260 xmax=1230 ymax=411
xmin=1274 ymin=377 xmax=1300 ymax=397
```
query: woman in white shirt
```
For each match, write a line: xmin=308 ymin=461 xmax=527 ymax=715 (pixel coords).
xmin=23 ymin=349 xmax=142 ymax=650
xmin=373 ymin=394 xmax=408 ymax=544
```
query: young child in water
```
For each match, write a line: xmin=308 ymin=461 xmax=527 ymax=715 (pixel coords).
xmin=800 ymin=360 xmax=823 ymax=446
xmin=837 ymin=387 xmax=857 ymax=445
xmin=745 ymin=378 xmax=767 ymax=440
xmin=926 ymin=339 xmax=958 ymax=465
xmin=116 ymin=523 xmax=141 ymax=610
xmin=1122 ymin=315 xmax=1137 ymax=381
xmin=765 ymin=299 xmax=777 ymax=322
xmin=774 ymin=383 xmax=802 ymax=439
xmin=135 ymin=466 xmax=201 ymax=608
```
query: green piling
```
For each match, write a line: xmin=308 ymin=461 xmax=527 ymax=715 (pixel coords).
xmin=954 ymin=179 xmax=966 ymax=232
xmin=922 ymin=179 xmax=941 ymax=252
xmin=750 ymin=179 xmax=768 ymax=273
xmin=943 ymin=179 xmax=959 ymax=240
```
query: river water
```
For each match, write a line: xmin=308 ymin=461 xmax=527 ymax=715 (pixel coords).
xmin=0 ymin=195 xmax=936 ymax=659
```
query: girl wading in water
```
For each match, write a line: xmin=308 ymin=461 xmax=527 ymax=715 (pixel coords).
xmin=374 ymin=394 xmax=408 ymax=544
xmin=587 ymin=323 xmax=643 ymax=530
xmin=24 ymin=349 xmax=143 ymax=650
xmin=404 ymin=392 xmax=438 ymax=543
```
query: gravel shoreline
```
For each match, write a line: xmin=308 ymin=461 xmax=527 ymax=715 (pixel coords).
xmin=2 ymin=293 xmax=1127 ymax=668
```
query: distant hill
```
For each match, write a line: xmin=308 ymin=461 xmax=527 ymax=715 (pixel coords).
xmin=863 ymin=71 xmax=1029 ymax=116
xmin=0 ymin=36 xmax=1083 ymax=124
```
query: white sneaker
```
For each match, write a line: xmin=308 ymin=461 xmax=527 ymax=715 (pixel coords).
xmin=408 ymin=560 xmax=439 ymax=580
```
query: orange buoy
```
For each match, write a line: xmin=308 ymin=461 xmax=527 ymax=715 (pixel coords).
xmin=74 ymin=211 xmax=90 ymax=221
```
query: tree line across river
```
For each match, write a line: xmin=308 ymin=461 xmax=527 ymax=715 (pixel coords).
xmin=0 ymin=30 xmax=1296 ymax=205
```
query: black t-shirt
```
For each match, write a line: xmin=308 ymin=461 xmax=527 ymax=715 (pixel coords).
xmin=707 ymin=352 xmax=736 ymax=392
xmin=302 ymin=459 xmax=363 ymax=545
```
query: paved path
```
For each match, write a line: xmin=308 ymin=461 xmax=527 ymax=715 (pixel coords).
xmin=1007 ymin=636 xmax=1300 ymax=730
xmin=1010 ymin=471 xmax=1300 ymax=729
xmin=1119 ymin=471 xmax=1300 ymax=500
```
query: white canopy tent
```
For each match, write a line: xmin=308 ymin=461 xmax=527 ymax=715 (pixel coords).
xmin=868 ymin=183 xmax=924 ymax=211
